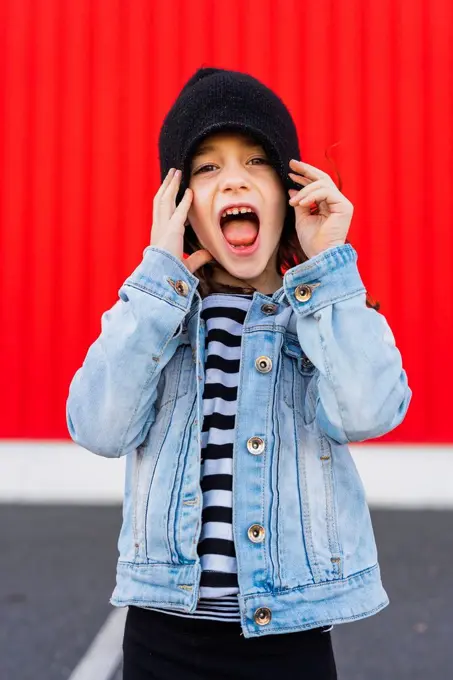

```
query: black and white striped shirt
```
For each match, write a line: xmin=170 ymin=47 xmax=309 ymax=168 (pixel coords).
xmin=146 ymin=292 xmax=253 ymax=622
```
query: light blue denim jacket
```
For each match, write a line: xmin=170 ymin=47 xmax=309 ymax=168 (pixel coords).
xmin=66 ymin=243 xmax=411 ymax=638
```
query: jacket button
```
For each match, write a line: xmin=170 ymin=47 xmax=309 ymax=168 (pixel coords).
xmin=175 ymin=280 xmax=189 ymax=296
xmin=254 ymin=607 xmax=272 ymax=626
xmin=301 ymin=356 xmax=313 ymax=369
xmin=294 ymin=284 xmax=313 ymax=302
xmin=247 ymin=437 xmax=265 ymax=455
xmin=248 ymin=524 xmax=265 ymax=543
xmin=261 ymin=303 xmax=277 ymax=315
xmin=167 ymin=277 xmax=189 ymax=297
xmin=255 ymin=356 xmax=272 ymax=373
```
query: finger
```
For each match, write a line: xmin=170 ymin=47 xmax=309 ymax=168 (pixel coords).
xmin=162 ymin=168 xmax=182 ymax=200
xmin=158 ymin=170 xmax=184 ymax=223
xmin=185 ymin=248 xmax=213 ymax=274
xmin=289 ymin=159 xmax=330 ymax=181
xmin=153 ymin=169 xmax=176 ymax=222
xmin=170 ymin=188 xmax=193 ymax=224
xmin=287 ymin=171 xmax=312 ymax=187
xmin=153 ymin=169 xmax=181 ymax=225
xmin=297 ymin=188 xmax=341 ymax=206
xmin=289 ymin=179 xmax=324 ymax=204
xmin=155 ymin=168 xmax=177 ymax=199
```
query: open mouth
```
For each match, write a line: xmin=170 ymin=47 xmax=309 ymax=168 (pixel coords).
xmin=219 ymin=209 xmax=260 ymax=251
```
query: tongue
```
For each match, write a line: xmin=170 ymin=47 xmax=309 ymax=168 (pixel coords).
xmin=222 ymin=220 xmax=259 ymax=246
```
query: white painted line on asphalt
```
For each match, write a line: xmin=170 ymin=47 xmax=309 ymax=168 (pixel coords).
xmin=68 ymin=607 xmax=126 ymax=680
xmin=0 ymin=441 xmax=452 ymax=508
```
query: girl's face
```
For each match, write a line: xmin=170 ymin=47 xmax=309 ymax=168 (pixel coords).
xmin=187 ymin=131 xmax=287 ymax=293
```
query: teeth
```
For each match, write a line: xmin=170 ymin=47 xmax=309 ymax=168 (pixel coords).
xmin=221 ymin=207 xmax=255 ymax=219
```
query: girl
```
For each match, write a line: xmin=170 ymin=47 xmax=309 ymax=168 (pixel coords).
xmin=67 ymin=68 xmax=411 ymax=679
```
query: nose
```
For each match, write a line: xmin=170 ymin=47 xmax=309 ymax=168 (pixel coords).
xmin=218 ymin=161 xmax=251 ymax=192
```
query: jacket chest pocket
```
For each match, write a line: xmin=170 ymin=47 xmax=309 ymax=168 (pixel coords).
xmin=158 ymin=344 xmax=194 ymax=410
xmin=280 ymin=338 xmax=317 ymax=421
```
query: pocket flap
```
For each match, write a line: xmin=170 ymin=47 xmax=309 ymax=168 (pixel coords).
xmin=282 ymin=335 xmax=316 ymax=375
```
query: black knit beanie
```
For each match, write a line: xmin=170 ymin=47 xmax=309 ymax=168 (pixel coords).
xmin=158 ymin=66 xmax=301 ymax=253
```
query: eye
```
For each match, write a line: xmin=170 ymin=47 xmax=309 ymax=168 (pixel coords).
xmin=193 ymin=157 xmax=269 ymax=175
xmin=193 ymin=164 xmax=217 ymax=174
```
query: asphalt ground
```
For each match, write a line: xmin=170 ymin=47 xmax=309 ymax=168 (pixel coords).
xmin=1 ymin=506 xmax=451 ymax=680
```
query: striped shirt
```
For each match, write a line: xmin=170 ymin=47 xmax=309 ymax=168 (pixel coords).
xmin=145 ymin=292 xmax=253 ymax=622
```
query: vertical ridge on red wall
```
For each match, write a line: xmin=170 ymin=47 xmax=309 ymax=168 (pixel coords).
xmin=425 ymin=0 xmax=453 ymax=438
xmin=27 ymin=0 xmax=61 ymax=435
xmin=57 ymin=0 xmax=95 ymax=429
xmin=1 ymin=0 xmax=33 ymax=432
xmin=0 ymin=0 xmax=451 ymax=441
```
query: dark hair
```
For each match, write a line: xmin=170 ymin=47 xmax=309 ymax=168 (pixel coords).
xmin=183 ymin=144 xmax=380 ymax=311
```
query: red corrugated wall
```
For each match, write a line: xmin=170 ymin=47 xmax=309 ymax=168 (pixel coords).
xmin=0 ymin=0 xmax=451 ymax=442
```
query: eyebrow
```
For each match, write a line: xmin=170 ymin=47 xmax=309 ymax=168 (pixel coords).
xmin=191 ymin=144 xmax=217 ymax=159
xmin=191 ymin=138 xmax=264 ymax=160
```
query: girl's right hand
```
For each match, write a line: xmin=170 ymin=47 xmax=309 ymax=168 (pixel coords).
xmin=150 ymin=168 xmax=213 ymax=275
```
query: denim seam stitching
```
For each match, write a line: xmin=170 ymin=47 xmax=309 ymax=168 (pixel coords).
xmin=294 ymin=287 xmax=366 ymax=318
xmin=245 ymin=601 xmax=388 ymax=636
xmin=124 ymin=281 xmax=189 ymax=311
xmin=285 ymin=244 xmax=356 ymax=277
xmin=295 ymin=399 xmax=321 ymax=583
xmin=243 ymin=562 xmax=380 ymax=600
xmin=319 ymin=436 xmax=342 ymax=575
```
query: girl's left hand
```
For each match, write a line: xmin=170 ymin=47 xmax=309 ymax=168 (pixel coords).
xmin=288 ymin=159 xmax=354 ymax=259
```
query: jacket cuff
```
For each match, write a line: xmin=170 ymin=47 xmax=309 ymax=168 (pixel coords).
xmin=283 ymin=244 xmax=366 ymax=317
xmin=123 ymin=246 xmax=200 ymax=311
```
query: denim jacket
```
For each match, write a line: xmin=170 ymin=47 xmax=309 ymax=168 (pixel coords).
xmin=66 ymin=243 xmax=411 ymax=638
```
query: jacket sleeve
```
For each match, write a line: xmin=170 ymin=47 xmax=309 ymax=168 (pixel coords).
xmin=66 ymin=246 xmax=200 ymax=458
xmin=283 ymin=244 xmax=412 ymax=444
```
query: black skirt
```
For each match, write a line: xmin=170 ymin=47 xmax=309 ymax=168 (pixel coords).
xmin=122 ymin=605 xmax=338 ymax=680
